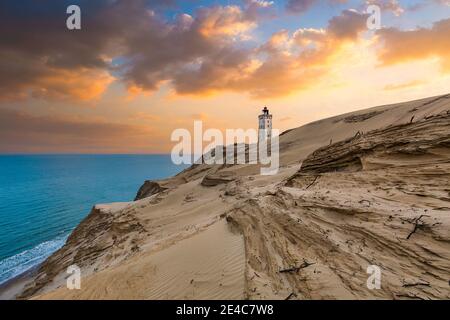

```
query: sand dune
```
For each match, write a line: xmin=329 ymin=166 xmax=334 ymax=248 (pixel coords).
xmin=35 ymin=220 xmax=245 ymax=300
xmin=230 ymin=112 xmax=450 ymax=299
xmin=5 ymin=94 xmax=450 ymax=300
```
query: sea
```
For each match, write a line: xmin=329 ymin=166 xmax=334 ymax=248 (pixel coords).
xmin=0 ymin=154 xmax=187 ymax=285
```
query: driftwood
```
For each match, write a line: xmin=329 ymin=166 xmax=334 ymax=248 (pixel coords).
xmin=406 ymin=215 xmax=429 ymax=239
xmin=410 ymin=115 xmax=415 ymax=123
xmin=305 ymin=176 xmax=320 ymax=190
xmin=402 ymin=281 xmax=430 ymax=288
xmin=285 ymin=292 xmax=297 ymax=300
xmin=279 ymin=260 xmax=315 ymax=273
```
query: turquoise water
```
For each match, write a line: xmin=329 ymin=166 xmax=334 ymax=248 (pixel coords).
xmin=0 ymin=155 xmax=187 ymax=284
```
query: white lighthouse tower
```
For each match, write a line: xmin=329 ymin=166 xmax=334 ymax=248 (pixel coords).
xmin=258 ymin=106 xmax=272 ymax=143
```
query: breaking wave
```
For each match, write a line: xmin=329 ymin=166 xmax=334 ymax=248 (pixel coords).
xmin=0 ymin=235 xmax=68 ymax=285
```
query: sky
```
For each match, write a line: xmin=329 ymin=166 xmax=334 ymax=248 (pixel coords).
xmin=0 ymin=0 xmax=449 ymax=153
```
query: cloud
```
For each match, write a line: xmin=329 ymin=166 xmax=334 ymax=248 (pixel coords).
xmin=366 ymin=0 xmax=404 ymax=16
xmin=243 ymin=0 xmax=276 ymax=20
xmin=170 ymin=9 xmax=369 ymax=98
xmin=407 ymin=0 xmax=449 ymax=11
xmin=285 ymin=0 xmax=443 ymax=16
xmin=376 ymin=18 xmax=450 ymax=72
xmin=435 ymin=0 xmax=450 ymax=6
xmin=0 ymin=0 xmax=259 ymax=100
xmin=0 ymin=0 xmax=136 ymax=101
xmin=196 ymin=5 xmax=257 ymax=37
xmin=328 ymin=9 xmax=369 ymax=40
xmin=0 ymin=52 xmax=114 ymax=102
xmin=383 ymin=80 xmax=426 ymax=91
xmin=128 ymin=112 xmax=161 ymax=122
xmin=120 ymin=3 xmax=262 ymax=94
xmin=285 ymin=0 xmax=348 ymax=13
xmin=0 ymin=1 xmax=368 ymax=101
xmin=0 ymin=108 xmax=161 ymax=153
xmin=190 ymin=113 xmax=209 ymax=121
xmin=286 ymin=0 xmax=316 ymax=13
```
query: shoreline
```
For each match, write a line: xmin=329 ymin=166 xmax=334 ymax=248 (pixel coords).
xmin=0 ymin=263 xmax=40 ymax=300
xmin=0 ymin=156 xmax=186 ymax=300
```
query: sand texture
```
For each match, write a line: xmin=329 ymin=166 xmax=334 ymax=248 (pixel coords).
xmin=4 ymin=94 xmax=449 ymax=300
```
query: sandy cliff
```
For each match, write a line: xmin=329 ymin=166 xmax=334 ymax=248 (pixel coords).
xmin=10 ymin=94 xmax=450 ymax=300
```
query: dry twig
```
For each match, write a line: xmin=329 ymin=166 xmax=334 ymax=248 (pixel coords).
xmin=305 ymin=176 xmax=320 ymax=190
xmin=406 ymin=215 xmax=429 ymax=239
xmin=285 ymin=292 xmax=297 ymax=300
xmin=279 ymin=260 xmax=316 ymax=273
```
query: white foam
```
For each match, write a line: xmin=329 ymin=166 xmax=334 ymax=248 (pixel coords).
xmin=0 ymin=235 xmax=68 ymax=285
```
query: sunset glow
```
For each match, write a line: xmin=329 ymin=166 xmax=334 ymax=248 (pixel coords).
xmin=1 ymin=0 xmax=449 ymax=153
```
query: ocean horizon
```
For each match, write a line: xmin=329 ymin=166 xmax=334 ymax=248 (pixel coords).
xmin=0 ymin=154 xmax=187 ymax=284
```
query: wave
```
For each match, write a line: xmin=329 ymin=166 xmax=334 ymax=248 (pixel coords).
xmin=0 ymin=234 xmax=68 ymax=285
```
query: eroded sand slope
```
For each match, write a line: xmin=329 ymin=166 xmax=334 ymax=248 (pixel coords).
xmin=11 ymin=94 xmax=450 ymax=300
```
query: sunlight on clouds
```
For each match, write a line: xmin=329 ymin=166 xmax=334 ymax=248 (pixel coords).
xmin=197 ymin=5 xmax=256 ymax=38
xmin=1 ymin=1 xmax=450 ymax=153
xmin=34 ymin=69 xmax=115 ymax=102
xmin=376 ymin=18 xmax=450 ymax=72
xmin=383 ymin=80 xmax=427 ymax=91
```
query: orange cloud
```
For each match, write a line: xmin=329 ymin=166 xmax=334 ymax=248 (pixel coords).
xmin=377 ymin=18 xmax=450 ymax=72
xmin=0 ymin=108 xmax=167 ymax=154
xmin=33 ymin=69 xmax=114 ymax=101
xmin=172 ymin=9 xmax=370 ymax=98
xmin=190 ymin=113 xmax=209 ymax=121
xmin=383 ymin=80 xmax=426 ymax=91
xmin=0 ymin=65 xmax=114 ymax=102
xmin=129 ymin=112 xmax=161 ymax=122
xmin=197 ymin=5 xmax=256 ymax=37
xmin=0 ymin=1 xmax=372 ymax=101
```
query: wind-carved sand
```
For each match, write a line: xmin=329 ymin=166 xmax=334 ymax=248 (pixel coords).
xmin=7 ymin=94 xmax=450 ymax=300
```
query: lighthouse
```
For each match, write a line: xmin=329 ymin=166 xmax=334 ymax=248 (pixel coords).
xmin=258 ymin=106 xmax=272 ymax=143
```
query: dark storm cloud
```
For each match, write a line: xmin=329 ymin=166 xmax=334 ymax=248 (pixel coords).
xmin=0 ymin=0 xmax=264 ymax=100
xmin=1 ymin=0 xmax=375 ymax=100
xmin=0 ymin=0 xmax=179 ymax=100
xmin=1 ymin=1 xmax=107 ymax=100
